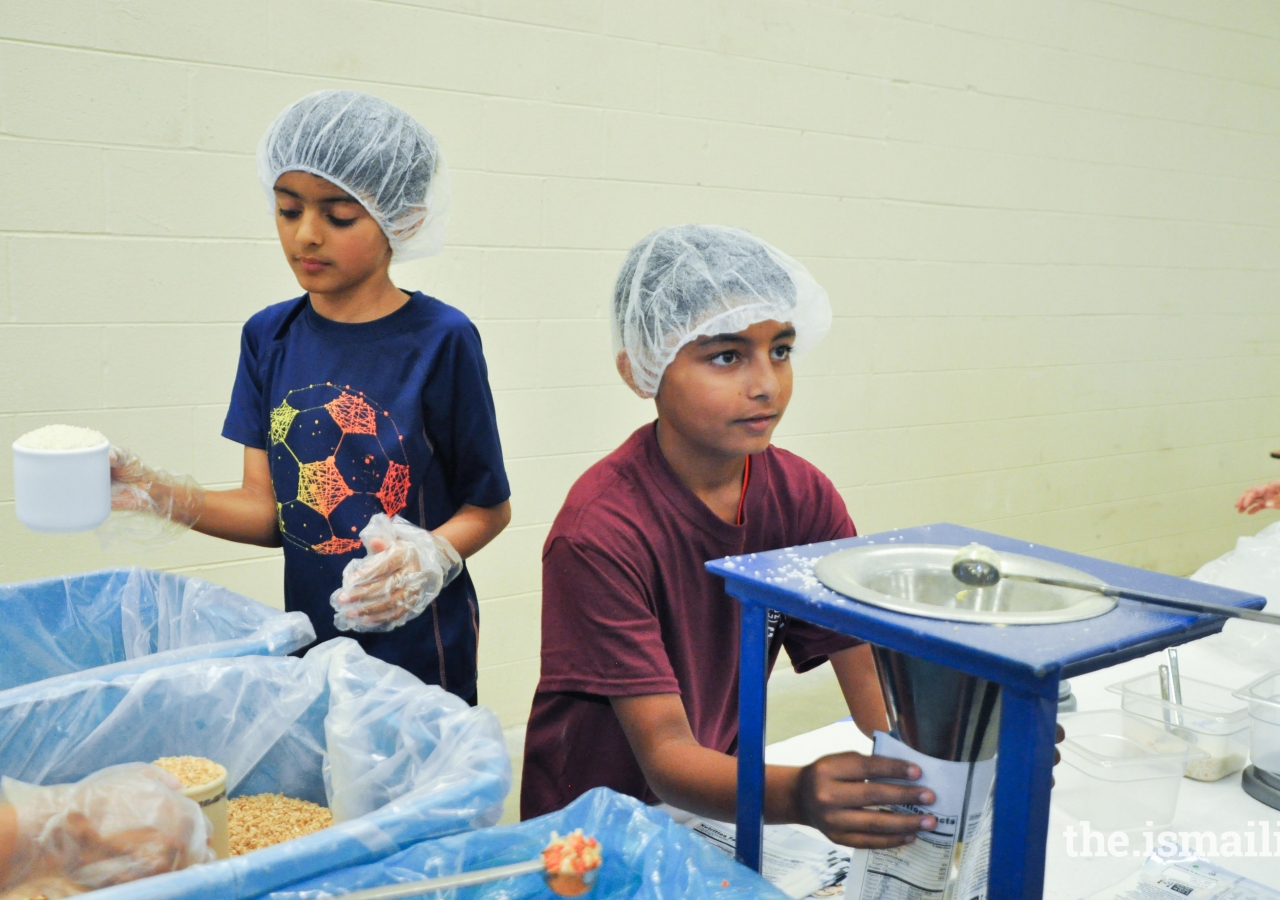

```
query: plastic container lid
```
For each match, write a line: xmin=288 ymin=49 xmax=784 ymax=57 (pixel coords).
xmin=1107 ymin=673 xmax=1250 ymax=736
xmin=1058 ymin=710 xmax=1205 ymax=782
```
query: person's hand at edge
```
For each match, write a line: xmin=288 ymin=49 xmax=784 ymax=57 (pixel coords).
xmin=1236 ymin=481 xmax=1280 ymax=515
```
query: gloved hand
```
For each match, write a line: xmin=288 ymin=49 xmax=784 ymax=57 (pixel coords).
xmin=331 ymin=514 xmax=463 ymax=633
xmin=0 ymin=764 xmax=214 ymax=893
xmin=105 ymin=446 xmax=206 ymax=543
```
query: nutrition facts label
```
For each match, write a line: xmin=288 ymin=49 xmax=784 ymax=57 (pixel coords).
xmin=847 ymin=733 xmax=997 ymax=900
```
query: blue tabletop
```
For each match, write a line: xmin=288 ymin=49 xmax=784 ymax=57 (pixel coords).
xmin=707 ymin=523 xmax=1266 ymax=694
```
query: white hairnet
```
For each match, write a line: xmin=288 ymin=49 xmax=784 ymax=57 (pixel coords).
xmin=612 ymin=225 xmax=832 ymax=398
xmin=257 ymin=90 xmax=450 ymax=261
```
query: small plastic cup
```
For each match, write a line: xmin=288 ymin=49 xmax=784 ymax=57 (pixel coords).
xmin=12 ymin=439 xmax=111 ymax=533
xmin=181 ymin=767 xmax=230 ymax=860
xmin=1107 ymin=672 xmax=1250 ymax=781
xmin=1053 ymin=709 xmax=1205 ymax=831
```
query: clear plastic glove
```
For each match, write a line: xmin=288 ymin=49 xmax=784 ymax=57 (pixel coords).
xmin=103 ymin=446 xmax=206 ymax=545
xmin=0 ymin=763 xmax=214 ymax=893
xmin=331 ymin=514 xmax=463 ymax=633
xmin=1237 ymin=480 xmax=1280 ymax=515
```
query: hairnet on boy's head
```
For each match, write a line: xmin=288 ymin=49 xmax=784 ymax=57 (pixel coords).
xmin=257 ymin=90 xmax=450 ymax=261
xmin=612 ymin=224 xmax=832 ymax=398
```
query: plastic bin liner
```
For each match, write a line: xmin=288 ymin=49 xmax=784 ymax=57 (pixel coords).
xmin=0 ymin=566 xmax=314 ymax=703
xmin=0 ymin=638 xmax=510 ymax=900
xmin=264 ymin=787 xmax=788 ymax=900
xmin=1191 ymin=522 xmax=1280 ymax=668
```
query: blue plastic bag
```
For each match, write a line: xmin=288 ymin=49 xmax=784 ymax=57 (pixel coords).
xmin=0 ymin=567 xmax=314 ymax=703
xmin=264 ymin=788 xmax=788 ymax=900
xmin=0 ymin=638 xmax=510 ymax=900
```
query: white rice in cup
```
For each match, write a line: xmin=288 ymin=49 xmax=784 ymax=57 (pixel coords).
xmin=12 ymin=425 xmax=112 ymax=533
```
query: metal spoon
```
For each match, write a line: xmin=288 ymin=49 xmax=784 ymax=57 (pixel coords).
xmin=333 ymin=858 xmax=598 ymax=900
xmin=950 ymin=543 xmax=1280 ymax=625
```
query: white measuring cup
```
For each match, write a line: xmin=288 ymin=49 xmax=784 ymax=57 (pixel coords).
xmin=12 ymin=438 xmax=111 ymax=533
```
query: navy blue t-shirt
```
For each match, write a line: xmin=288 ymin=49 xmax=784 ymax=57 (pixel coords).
xmin=222 ymin=292 xmax=510 ymax=701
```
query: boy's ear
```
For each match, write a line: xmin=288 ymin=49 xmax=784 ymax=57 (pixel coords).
xmin=615 ymin=351 xmax=651 ymax=399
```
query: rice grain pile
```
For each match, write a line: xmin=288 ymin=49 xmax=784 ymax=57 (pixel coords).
xmin=151 ymin=755 xmax=226 ymax=788
xmin=13 ymin=424 xmax=107 ymax=451
xmin=228 ymin=793 xmax=333 ymax=855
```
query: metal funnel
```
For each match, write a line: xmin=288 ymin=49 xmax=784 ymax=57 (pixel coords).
xmin=872 ymin=646 xmax=1000 ymax=900
xmin=872 ymin=646 xmax=1001 ymax=762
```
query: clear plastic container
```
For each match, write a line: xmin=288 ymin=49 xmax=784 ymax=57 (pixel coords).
xmin=1107 ymin=673 xmax=1250 ymax=781
xmin=1233 ymin=670 xmax=1280 ymax=777
xmin=1054 ymin=710 xmax=1205 ymax=830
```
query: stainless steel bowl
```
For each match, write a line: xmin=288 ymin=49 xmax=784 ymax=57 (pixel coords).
xmin=813 ymin=544 xmax=1116 ymax=625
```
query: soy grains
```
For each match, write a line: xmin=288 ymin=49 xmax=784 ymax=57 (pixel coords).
xmin=151 ymin=755 xmax=225 ymax=789
xmin=228 ymin=793 xmax=333 ymax=855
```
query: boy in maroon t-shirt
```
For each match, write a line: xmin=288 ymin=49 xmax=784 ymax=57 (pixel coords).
xmin=521 ymin=225 xmax=939 ymax=849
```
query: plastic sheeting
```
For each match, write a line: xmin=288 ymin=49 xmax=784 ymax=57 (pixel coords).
xmin=2 ymin=763 xmax=216 ymax=893
xmin=264 ymin=787 xmax=788 ymax=900
xmin=0 ymin=638 xmax=510 ymax=900
xmin=0 ymin=567 xmax=314 ymax=704
xmin=1191 ymin=522 xmax=1280 ymax=670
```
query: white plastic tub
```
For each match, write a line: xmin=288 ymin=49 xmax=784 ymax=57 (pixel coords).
xmin=1053 ymin=710 xmax=1204 ymax=831
xmin=1233 ymin=671 xmax=1280 ymax=776
xmin=12 ymin=437 xmax=111 ymax=532
xmin=1107 ymin=673 xmax=1250 ymax=781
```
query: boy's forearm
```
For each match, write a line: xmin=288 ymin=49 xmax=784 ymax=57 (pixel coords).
xmin=611 ymin=694 xmax=804 ymax=825
xmin=193 ymin=487 xmax=281 ymax=547
xmin=640 ymin=737 xmax=804 ymax=824
xmin=830 ymin=645 xmax=889 ymax=738
xmin=433 ymin=500 xmax=511 ymax=559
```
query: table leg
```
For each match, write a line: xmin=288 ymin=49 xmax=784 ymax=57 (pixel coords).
xmin=735 ymin=603 xmax=769 ymax=872
xmin=989 ymin=685 xmax=1057 ymax=900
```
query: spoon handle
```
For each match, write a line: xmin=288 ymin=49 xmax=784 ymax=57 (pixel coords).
xmin=336 ymin=859 xmax=546 ymax=900
xmin=1109 ymin=587 xmax=1280 ymax=625
xmin=1003 ymin=573 xmax=1280 ymax=625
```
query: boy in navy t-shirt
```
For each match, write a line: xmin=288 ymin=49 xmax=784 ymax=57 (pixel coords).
xmin=110 ymin=91 xmax=511 ymax=702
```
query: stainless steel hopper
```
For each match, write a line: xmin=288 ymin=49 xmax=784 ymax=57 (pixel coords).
xmin=814 ymin=544 xmax=1116 ymax=625
xmin=709 ymin=523 xmax=1268 ymax=900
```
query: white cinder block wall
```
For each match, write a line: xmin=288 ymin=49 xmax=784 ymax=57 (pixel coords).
xmin=2 ymin=1 xmax=1278 ymax=725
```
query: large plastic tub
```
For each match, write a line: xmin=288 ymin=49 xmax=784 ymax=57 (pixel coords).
xmin=0 ymin=638 xmax=510 ymax=900
xmin=1107 ymin=672 xmax=1250 ymax=781
xmin=266 ymin=787 xmax=787 ymax=900
xmin=0 ymin=567 xmax=314 ymax=704
xmin=1053 ymin=710 xmax=1204 ymax=831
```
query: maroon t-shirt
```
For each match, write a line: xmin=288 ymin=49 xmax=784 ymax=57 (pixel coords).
xmin=520 ymin=422 xmax=859 ymax=819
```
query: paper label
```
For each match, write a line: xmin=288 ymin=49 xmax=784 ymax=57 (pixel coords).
xmin=687 ymin=818 xmax=851 ymax=900
xmin=848 ymin=732 xmax=998 ymax=900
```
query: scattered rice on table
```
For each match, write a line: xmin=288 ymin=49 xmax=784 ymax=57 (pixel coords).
xmin=228 ymin=793 xmax=333 ymax=855
xmin=151 ymin=756 xmax=226 ymax=789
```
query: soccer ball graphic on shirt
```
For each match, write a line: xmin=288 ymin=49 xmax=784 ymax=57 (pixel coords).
xmin=269 ymin=383 xmax=411 ymax=555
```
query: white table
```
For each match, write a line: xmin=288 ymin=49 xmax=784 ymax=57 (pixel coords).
xmin=763 ymin=620 xmax=1280 ymax=897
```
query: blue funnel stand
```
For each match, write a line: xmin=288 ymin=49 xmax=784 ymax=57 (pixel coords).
xmin=993 ymin=686 xmax=1058 ymax=896
xmin=712 ymin=523 xmax=1265 ymax=900
xmin=735 ymin=604 xmax=769 ymax=871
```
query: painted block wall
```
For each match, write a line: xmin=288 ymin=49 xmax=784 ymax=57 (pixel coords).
xmin=2 ymin=1 xmax=1278 ymax=725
